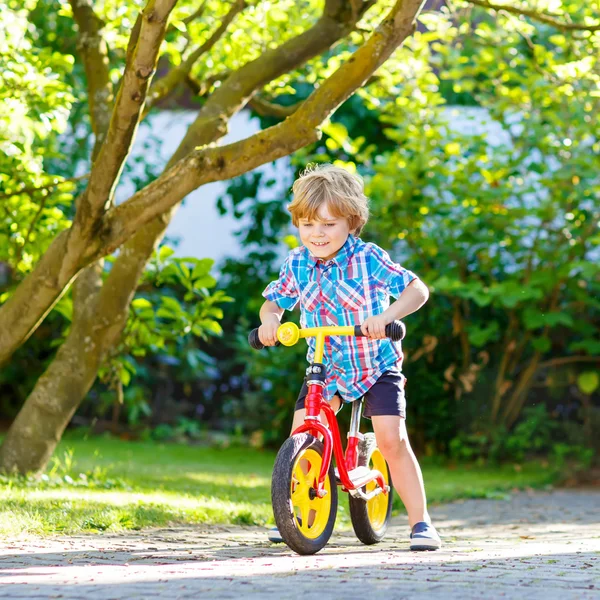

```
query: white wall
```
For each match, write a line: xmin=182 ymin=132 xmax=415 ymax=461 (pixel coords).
xmin=115 ymin=110 xmax=290 ymax=264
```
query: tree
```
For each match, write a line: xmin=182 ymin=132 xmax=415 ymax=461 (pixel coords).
xmin=214 ymin=0 xmax=600 ymax=452
xmin=0 ymin=0 xmax=598 ymax=473
xmin=366 ymin=2 xmax=600 ymax=430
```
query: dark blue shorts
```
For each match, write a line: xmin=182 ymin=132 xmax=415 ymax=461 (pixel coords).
xmin=295 ymin=371 xmax=407 ymax=419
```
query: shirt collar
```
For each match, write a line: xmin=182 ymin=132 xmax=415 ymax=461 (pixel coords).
xmin=307 ymin=234 xmax=358 ymax=270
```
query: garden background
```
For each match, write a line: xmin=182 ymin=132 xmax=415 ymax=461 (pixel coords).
xmin=0 ymin=0 xmax=598 ymax=535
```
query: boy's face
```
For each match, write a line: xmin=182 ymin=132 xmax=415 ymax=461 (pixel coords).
xmin=298 ymin=203 xmax=354 ymax=261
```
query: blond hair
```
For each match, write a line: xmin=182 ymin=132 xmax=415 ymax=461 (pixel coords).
xmin=288 ymin=164 xmax=369 ymax=235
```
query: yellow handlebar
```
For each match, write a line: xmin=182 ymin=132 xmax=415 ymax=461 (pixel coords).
xmin=277 ymin=322 xmax=357 ymax=363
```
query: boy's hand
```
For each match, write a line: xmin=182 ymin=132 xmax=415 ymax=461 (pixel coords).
xmin=258 ymin=317 xmax=280 ymax=346
xmin=361 ymin=314 xmax=389 ymax=340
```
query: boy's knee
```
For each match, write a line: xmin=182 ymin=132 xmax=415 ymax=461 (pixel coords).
xmin=372 ymin=416 xmax=411 ymax=454
xmin=331 ymin=394 xmax=342 ymax=413
xmin=377 ymin=434 xmax=409 ymax=458
xmin=290 ymin=409 xmax=305 ymax=435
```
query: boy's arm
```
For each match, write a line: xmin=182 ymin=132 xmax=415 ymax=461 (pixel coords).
xmin=258 ymin=300 xmax=285 ymax=346
xmin=383 ymin=278 xmax=429 ymax=321
xmin=362 ymin=279 xmax=429 ymax=339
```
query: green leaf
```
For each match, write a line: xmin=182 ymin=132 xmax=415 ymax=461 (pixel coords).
xmin=53 ymin=296 xmax=73 ymax=322
xmin=466 ymin=321 xmax=499 ymax=347
xmin=119 ymin=367 xmax=131 ymax=386
xmin=323 ymin=121 xmax=349 ymax=148
xmin=194 ymin=275 xmax=217 ymax=290
xmin=206 ymin=307 xmax=224 ymax=319
xmin=431 ymin=275 xmax=462 ymax=293
xmin=543 ymin=312 xmax=574 ymax=328
xmin=524 ymin=309 xmax=574 ymax=329
xmin=523 ymin=307 xmax=545 ymax=330
xmin=568 ymin=340 xmax=600 ymax=355
xmin=158 ymin=246 xmax=175 ymax=261
xmin=196 ymin=319 xmax=223 ymax=336
xmin=161 ymin=296 xmax=182 ymax=314
xmin=191 ymin=258 xmax=214 ymax=279
xmin=156 ymin=308 xmax=176 ymax=320
xmin=132 ymin=298 xmax=152 ymax=309
xmin=531 ymin=337 xmax=551 ymax=353
xmin=577 ymin=372 xmax=599 ymax=395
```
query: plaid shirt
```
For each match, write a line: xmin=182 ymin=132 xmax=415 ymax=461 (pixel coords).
xmin=263 ymin=235 xmax=417 ymax=402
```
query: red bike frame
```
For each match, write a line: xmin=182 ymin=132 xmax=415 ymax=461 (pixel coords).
xmin=292 ymin=383 xmax=387 ymax=496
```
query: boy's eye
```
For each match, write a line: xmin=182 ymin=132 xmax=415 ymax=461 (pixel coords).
xmin=325 ymin=223 xmax=335 ymax=227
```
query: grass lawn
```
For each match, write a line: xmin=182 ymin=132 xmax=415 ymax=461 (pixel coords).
xmin=0 ymin=433 xmax=558 ymax=537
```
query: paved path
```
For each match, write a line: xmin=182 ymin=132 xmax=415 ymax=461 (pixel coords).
xmin=1 ymin=489 xmax=598 ymax=599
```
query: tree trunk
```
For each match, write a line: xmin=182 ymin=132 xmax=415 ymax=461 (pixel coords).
xmin=0 ymin=243 xmax=151 ymax=473
xmin=0 ymin=0 xmax=176 ymax=367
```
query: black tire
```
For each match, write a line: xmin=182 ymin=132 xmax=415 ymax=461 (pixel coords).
xmin=271 ymin=433 xmax=338 ymax=555
xmin=348 ymin=432 xmax=393 ymax=544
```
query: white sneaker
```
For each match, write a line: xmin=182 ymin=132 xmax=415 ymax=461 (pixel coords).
xmin=410 ymin=521 xmax=442 ymax=551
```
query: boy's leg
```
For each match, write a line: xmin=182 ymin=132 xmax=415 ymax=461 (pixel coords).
xmin=370 ymin=415 xmax=430 ymax=528
xmin=371 ymin=415 xmax=440 ymax=550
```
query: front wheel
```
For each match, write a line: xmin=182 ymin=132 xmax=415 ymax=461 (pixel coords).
xmin=271 ymin=433 xmax=338 ymax=555
xmin=349 ymin=432 xmax=393 ymax=544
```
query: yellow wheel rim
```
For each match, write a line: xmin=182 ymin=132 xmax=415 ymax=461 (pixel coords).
xmin=365 ymin=449 xmax=390 ymax=531
xmin=290 ymin=448 xmax=332 ymax=539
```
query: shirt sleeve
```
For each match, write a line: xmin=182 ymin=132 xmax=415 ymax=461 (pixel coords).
xmin=368 ymin=243 xmax=417 ymax=299
xmin=262 ymin=254 xmax=300 ymax=310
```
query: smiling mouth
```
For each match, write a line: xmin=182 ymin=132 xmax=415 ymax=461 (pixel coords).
xmin=312 ymin=241 xmax=329 ymax=247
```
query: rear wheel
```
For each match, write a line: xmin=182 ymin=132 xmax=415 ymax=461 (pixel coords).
xmin=348 ymin=432 xmax=393 ymax=544
xmin=271 ymin=433 xmax=337 ymax=555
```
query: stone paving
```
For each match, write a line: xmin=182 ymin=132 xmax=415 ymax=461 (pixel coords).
xmin=1 ymin=489 xmax=598 ymax=599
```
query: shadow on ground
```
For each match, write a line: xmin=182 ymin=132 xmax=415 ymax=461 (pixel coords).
xmin=0 ymin=489 xmax=598 ymax=599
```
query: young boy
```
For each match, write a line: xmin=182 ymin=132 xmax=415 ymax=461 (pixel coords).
xmin=258 ymin=164 xmax=441 ymax=551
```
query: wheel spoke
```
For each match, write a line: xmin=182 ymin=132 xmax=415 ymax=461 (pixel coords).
xmin=297 ymin=498 xmax=311 ymax=529
xmin=305 ymin=460 xmax=319 ymax=487
xmin=294 ymin=464 xmax=307 ymax=487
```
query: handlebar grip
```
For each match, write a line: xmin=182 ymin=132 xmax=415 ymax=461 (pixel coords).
xmin=248 ymin=328 xmax=264 ymax=350
xmin=248 ymin=328 xmax=281 ymax=350
xmin=354 ymin=320 xmax=406 ymax=342
xmin=386 ymin=320 xmax=406 ymax=341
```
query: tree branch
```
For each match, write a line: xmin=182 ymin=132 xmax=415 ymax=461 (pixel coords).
xmin=146 ymin=0 xmax=247 ymax=112
xmin=490 ymin=311 xmax=517 ymax=424
xmin=537 ymin=356 xmax=600 ymax=370
xmin=466 ymin=0 xmax=600 ymax=32
xmin=247 ymin=95 xmax=304 ymax=118
xmin=170 ymin=0 xmax=381 ymax=162
xmin=0 ymin=0 xmax=178 ymax=367
xmin=72 ymin=0 xmax=178 ymax=232
xmin=183 ymin=72 xmax=229 ymax=98
xmin=68 ymin=0 xmax=112 ymax=150
xmin=92 ymin=0 xmax=426 ymax=257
